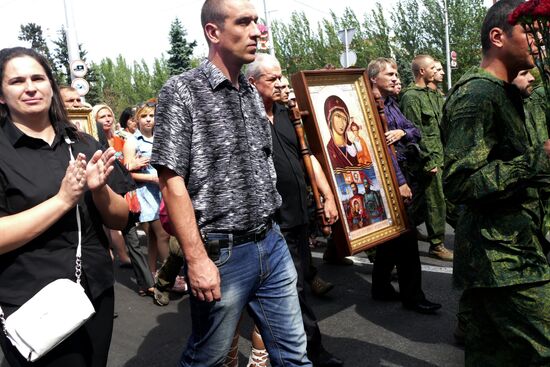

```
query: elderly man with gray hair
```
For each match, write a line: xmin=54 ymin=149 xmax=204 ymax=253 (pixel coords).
xmin=242 ymin=53 xmax=343 ymax=367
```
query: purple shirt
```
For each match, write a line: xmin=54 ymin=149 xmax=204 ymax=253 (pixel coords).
xmin=384 ymin=96 xmax=421 ymax=163
xmin=382 ymin=96 xmax=422 ymax=187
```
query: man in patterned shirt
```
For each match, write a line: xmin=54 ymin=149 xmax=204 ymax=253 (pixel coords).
xmin=441 ymin=0 xmax=550 ymax=364
xmin=150 ymin=0 xmax=310 ymax=366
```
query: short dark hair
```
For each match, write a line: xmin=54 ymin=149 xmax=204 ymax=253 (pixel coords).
xmin=481 ymin=0 xmax=523 ymax=54
xmin=0 ymin=47 xmax=72 ymax=133
xmin=201 ymin=0 xmax=228 ymax=30
xmin=411 ymin=55 xmax=433 ymax=78
xmin=119 ymin=106 xmax=136 ymax=129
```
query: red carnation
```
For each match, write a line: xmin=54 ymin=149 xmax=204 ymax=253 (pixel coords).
xmin=532 ymin=0 xmax=550 ymax=17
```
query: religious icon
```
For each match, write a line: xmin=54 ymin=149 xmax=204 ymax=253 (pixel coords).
xmin=291 ymin=69 xmax=408 ymax=254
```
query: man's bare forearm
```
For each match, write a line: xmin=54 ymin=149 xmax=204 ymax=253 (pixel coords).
xmin=311 ymin=155 xmax=335 ymax=201
xmin=158 ymin=168 xmax=207 ymax=262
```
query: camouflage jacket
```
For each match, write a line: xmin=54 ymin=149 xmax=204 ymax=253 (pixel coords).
xmin=441 ymin=67 xmax=550 ymax=289
xmin=525 ymin=86 xmax=548 ymax=144
xmin=400 ymin=85 xmax=444 ymax=172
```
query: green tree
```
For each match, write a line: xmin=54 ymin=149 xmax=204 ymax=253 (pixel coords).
xmin=272 ymin=12 xmax=339 ymax=76
xmin=330 ymin=8 xmax=372 ymax=68
xmin=390 ymin=0 xmax=485 ymax=89
xmin=390 ymin=0 xmax=428 ymax=86
xmin=85 ymin=63 xmax=102 ymax=106
xmin=94 ymin=56 xmax=134 ymax=115
xmin=91 ymin=55 xmax=170 ymax=117
xmin=363 ymin=3 xmax=392 ymax=60
xmin=445 ymin=0 xmax=485 ymax=85
xmin=167 ymin=18 xmax=197 ymax=76
xmin=18 ymin=23 xmax=58 ymax=78
xmin=18 ymin=23 xmax=52 ymax=60
xmin=151 ymin=56 xmax=171 ymax=93
xmin=51 ymin=26 xmax=88 ymax=85
xmin=133 ymin=60 xmax=154 ymax=102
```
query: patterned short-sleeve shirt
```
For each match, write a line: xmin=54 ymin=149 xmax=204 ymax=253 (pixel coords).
xmin=151 ymin=59 xmax=281 ymax=232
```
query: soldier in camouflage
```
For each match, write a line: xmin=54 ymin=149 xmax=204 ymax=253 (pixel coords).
xmin=400 ymin=55 xmax=453 ymax=261
xmin=441 ymin=1 xmax=550 ymax=365
xmin=428 ymin=60 xmax=446 ymax=103
xmin=514 ymin=70 xmax=550 ymax=244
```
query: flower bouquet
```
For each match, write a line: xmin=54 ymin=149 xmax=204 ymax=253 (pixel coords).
xmin=509 ymin=0 xmax=550 ymax=104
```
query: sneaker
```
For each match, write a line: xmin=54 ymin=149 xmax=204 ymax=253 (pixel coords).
xmin=310 ymin=275 xmax=334 ymax=296
xmin=247 ymin=347 xmax=268 ymax=367
xmin=153 ymin=287 xmax=170 ymax=306
xmin=429 ymin=244 xmax=454 ymax=261
xmin=170 ymin=275 xmax=188 ymax=293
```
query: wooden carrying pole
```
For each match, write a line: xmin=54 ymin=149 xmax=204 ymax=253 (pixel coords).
xmin=287 ymin=99 xmax=332 ymax=236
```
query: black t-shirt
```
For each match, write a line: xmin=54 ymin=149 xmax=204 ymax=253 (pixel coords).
xmin=270 ymin=103 xmax=309 ymax=229
xmin=0 ymin=120 xmax=114 ymax=308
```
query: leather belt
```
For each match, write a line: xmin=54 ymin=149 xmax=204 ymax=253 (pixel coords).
xmin=204 ymin=221 xmax=273 ymax=248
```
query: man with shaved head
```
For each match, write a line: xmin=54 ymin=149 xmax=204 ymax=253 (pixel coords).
xmin=152 ymin=0 xmax=310 ymax=365
xmin=400 ymin=54 xmax=453 ymax=261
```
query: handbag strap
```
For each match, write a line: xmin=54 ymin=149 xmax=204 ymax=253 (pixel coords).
xmin=0 ymin=141 xmax=84 ymax=330
xmin=67 ymin=143 xmax=83 ymax=285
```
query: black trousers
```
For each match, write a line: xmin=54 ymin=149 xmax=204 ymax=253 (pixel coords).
xmin=123 ymin=218 xmax=154 ymax=290
xmin=281 ymin=225 xmax=325 ymax=363
xmin=1 ymin=286 xmax=114 ymax=367
xmin=372 ymin=230 xmax=425 ymax=305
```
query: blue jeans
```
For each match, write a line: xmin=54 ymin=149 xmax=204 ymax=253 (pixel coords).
xmin=179 ymin=223 xmax=311 ymax=367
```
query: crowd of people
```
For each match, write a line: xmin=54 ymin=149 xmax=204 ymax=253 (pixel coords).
xmin=0 ymin=0 xmax=549 ymax=366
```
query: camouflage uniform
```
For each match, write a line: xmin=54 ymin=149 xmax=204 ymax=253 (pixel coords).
xmin=441 ymin=67 xmax=550 ymax=366
xmin=400 ymin=85 xmax=446 ymax=247
xmin=525 ymin=86 xmax=548 ymax=142
xmin=525 ymin=86 xmax=550 ymax=236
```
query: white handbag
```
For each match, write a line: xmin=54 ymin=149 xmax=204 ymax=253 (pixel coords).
xmin=0 ymin=144 xmax=96 ymax=362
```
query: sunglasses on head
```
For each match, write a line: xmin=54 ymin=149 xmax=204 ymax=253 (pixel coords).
xmin=138 ymin=101 xmax=157 ymax=108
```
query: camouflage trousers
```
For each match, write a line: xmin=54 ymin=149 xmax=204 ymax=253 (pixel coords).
xmin=401 ymin=157 xmax=446 ymax=245
xmin=459 ymin=281 xmax=550 ymax=366
xmin=156 ymin=237 xmax=184 ymax=290
xmin=422 ymin=170 xmax=446 ymax=246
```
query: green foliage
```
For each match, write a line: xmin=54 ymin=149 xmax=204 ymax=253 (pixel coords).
xmin=391 ymin=0 xmax=428 ymax=85
xmin=167 ymin=18 xmax=197 ymax=76
xmin=16 ymin=0 xmax=486 ymax=114
xmin=51 ymin=26 xmax=88 ymax=85
xmin=272 ymin=12 xmax=340 ymax=77
xmin=270 ymin=0 xmax=486 ymax=91
xmin=17 ymin=21 xmax=173 ymax=117
xmin=18 ymin=23 xmax=52 ymax=61
xmin=18 ymin=23 xmax=58 ymax=80
xmin=91 ymin=55 xmax=170 ymax=117
xmin=151 ymin=56 xmax=172 ymax=93
xmin=363 ymin=4 xmax=392 ymax=60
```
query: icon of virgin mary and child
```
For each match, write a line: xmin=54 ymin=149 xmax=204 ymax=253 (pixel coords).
xmin=324 ymin=95 xmax=371 ymax=170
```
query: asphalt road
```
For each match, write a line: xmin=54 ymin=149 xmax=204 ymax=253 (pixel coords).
xmin=1 ymin=225 xmax=463 ymax=367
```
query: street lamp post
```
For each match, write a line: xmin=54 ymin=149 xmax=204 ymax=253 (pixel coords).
xmin=262 ymin=0 xmax=275 ymax=56
xmin=63 ymin=0 xmax=80 ymax=80
xmin=444 ymin=0 xmax=452 ymax=90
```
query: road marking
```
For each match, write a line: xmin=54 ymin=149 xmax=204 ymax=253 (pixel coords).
xmin=311 ymin=252 xmax=453 ymax=274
